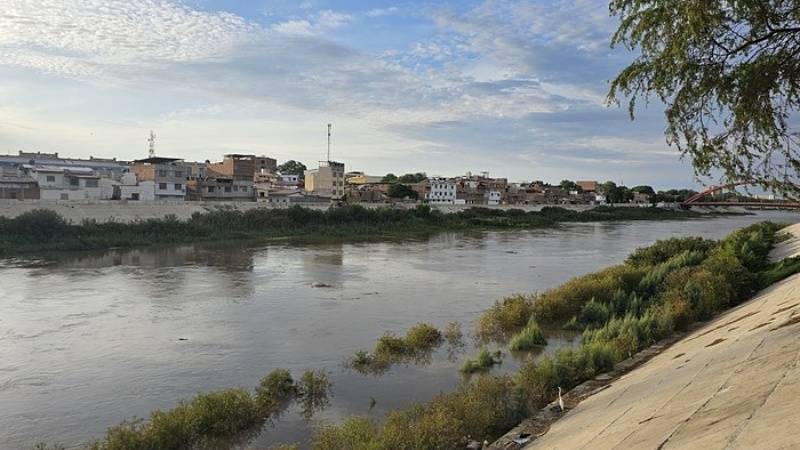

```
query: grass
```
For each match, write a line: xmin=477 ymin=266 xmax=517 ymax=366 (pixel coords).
xmin=1 ymin=205 xmax=713 ymax=256
xmin=475 ymin=294 xmax=535 ymax=342
xmin=509 ymin=320 xmax=547 ymax=351
xmin=460 ymin=348 xmax=503 ymax=373
xmin=350 ymin=323 xmax=444 ymax=374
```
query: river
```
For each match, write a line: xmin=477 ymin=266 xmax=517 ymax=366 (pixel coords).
xmin=1 ymin=211 xmax=798 ymax=449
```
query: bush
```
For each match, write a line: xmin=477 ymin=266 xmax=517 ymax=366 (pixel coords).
xmin=577 ymin=299 xmax=611 ymax=328
xmin=404 ymin=323 xmax=443 ymax=350
xmin=256 ymin=369 xmax=296 ymax=413
xmin=509 ymin=321 xmax=547 ymax=351
xmin=461 ymin=348 xmax=502 ymax=373
xmin=297 ymin=370 xmax=333 ymax=420
xmin=476 ymin=295 xmax=534 ymax=342
xmin=626 ymin=236 xmax=715 ymax=266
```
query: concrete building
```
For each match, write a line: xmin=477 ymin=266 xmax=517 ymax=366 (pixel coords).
xmin=0 ymin=167 xmax=39 ymax=200
xmin=24 ymin=165 xmax=103 ymax=201
xmin=131 ymin=157 xmax=188 ymax=201
xmin=189 ymin=175 xmax=255 ymax=201
xmin=117 ymin=172 xmax=156 ymax=201
xmin=254 ymin=156 xmax=277 ymax=174
xmin=304 ymin=161 xmax=345 ymax=199
xmin=485 ymin=190 xmax=502 ymax=206
xmin=0 ymin=151 xmax=127 ymax=180
xmin=208 ymin=154 xmax=256 ymax=181
xmin=425 ymin=177 xmax=456 ymax=205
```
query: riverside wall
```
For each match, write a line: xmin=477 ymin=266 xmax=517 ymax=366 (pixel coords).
xmin=0 ymin=200 xmax=674 ymax=224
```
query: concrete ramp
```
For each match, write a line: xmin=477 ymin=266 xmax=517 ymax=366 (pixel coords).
xmin=525 ymin=228 xmax=800 ymax=450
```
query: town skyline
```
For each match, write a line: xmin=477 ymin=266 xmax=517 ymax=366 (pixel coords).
xmin=1 ymin=0 xmax=707 ymax=191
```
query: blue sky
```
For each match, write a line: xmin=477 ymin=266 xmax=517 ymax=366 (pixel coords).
xmin=0 ymin=0 xmax=704 ymax=188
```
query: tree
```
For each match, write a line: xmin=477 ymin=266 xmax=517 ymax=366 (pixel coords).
xmin=387 ymin=183 xmax=418 ymax=200
xmin=398 ymin=173 xmax=427 ymax=184
xmin=559 ymin=180 xmax=582 ymax=193
xmin=381 ymin=173 xmax=398 ymax=183
xmin=630 ymin=185 xmax=655 ymax=196
xmin=599 ymin=181 xmax=633 ymax=204
xmin=608 ymin=0 xmax=800 ymax=190
xmin=277 ymin=160 xmax=307 ymax=177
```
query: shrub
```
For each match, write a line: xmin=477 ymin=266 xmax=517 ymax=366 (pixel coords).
xmin=515 ymin=357 xmax=559 ymax=412
xmin=626 ymin=236 xmax=715 ymax=266
xmin=476 ymin=295 xmax=534 ymax=342
xmin=374 ymin=333 xmax=408 ymax=357
xmin=577 ymin=299 xmax=611 ymax=328
xmin=509 ymin=321 xmax=547 ymax=351
xmin=460 ymin=348 xmax=502 ymax=373
xmin=404 ymin=323 xmax=443 ymax=350
xmin=313 ymin=417 xmax=380 ymax=450
xmin=758 ymin=256 xmax=800 ymax=288
xmin=297 ymin=370 xmax=333 ymax=420
xmin=256 ymin=369 xmax=296 ymax=413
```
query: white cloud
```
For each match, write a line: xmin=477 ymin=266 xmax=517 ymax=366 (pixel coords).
xmin=366 ymin=7 xmax=399 ymax=17
xmin=270 ymin=19 xmax=315 ymax=36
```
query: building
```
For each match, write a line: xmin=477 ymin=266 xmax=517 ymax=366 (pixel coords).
xmin=208 ymin=154 xmax=256 ymax=181
xmin=0 ymin=167 xmax=39 ymax=200
xmin=633 ymin=191 xmax=652 ymax=204
xmin=425 ymin=177 xmax=456 ymax=205
xmin=304 ymin=161 xmax=345 ymax=199
xmin=131 ymin=157 xmax=188 ymax=201
xmin=117 ymin=172 xmax=155 ymax=201
xmin=188 ymin=175 xmax=255 ymax=201
xmin=23 ymin=165 xmax=103 ymax=200
xmin=254 ymin=156 xmax=277 ymax=174
xmin=576 ymin=180 xmax=599 ymax=192
xmin=485 ymin=190 xmax=502 ymax=206
xmin=0 ymin=151 xmax=127 ymax=180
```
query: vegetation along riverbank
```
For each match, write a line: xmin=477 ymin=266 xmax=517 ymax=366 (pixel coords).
xmin=1 ymin=204 xmax=727 ymax=256
xmin=33 ymin=221 xmax=800 ymax=450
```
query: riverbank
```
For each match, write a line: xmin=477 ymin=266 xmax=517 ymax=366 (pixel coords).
xmin=0 ymin=204 xmax=716 ymax=256
xmin=515 ymin=223 xmax=800 ymax=449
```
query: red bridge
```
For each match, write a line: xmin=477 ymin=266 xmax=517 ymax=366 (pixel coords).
xmin=681 ymin=181 xmax=800 ymax=209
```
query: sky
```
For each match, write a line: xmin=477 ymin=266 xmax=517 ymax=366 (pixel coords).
xmin=0 ymin=0 xmax=705 ymax=189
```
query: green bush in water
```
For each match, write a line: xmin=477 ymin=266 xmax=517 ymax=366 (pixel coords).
xmin=509 ymin=321 xmax=547 ymax=351
xmin=461 ymin=348 xmax=502 ymax=373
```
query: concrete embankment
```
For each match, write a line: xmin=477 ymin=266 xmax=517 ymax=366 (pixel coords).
xmin=516 ymin=224 xmax=800 ymax=449
xmin=0 ymin=200 xmax=680 ymax=224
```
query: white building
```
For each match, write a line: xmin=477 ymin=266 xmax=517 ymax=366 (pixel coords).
xmin=118 ymin=172 xmax=156 ymax=201
xmin=425 ymin=177 xmax=456 ymax=205
xmin=485 ymin=190 xmax=501 ymax=206
xmin=24 ymin=165 xmax=103 ymax=201
xmin=279 ymin=173 xmax=300 ymax=184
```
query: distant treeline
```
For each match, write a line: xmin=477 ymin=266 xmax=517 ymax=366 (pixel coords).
xmin=0 ymin=205 xmax=710 ymax=255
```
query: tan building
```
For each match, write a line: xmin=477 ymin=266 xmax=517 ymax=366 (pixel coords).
xmin=0 ymin=167 xmax=39 ymax=200
xmin=576 ymin=180 xmax=599 ymax=192
xmin=131 ymin=157 xmax=188 ymax=201
xmin=304 ymin=161 xmax=345 ymax=199
xmin=207 ymin=154 xmax=255 ymax=181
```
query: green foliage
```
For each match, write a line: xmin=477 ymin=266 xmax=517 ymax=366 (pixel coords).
xmin=387 ymin=183 xmax=418 ymax=200
xmin=626 ymin=237 xmax=715 ymax=266
xmin=476 ymin=294 xmax=535 ymax=342
xmin=577 ymin=299 xmax=611 ymax=328
xmin=0 ymin=206 xmax=706 ymax=256
xmin=277 ymin=160 xmax=307 ymax=176
xmin=758 ymin=256 xmax=800 ymax=289
xmin=509 ymin=320 xmax=547 ymax=351
xmin=297 ymin=370 xmax=333 ymax=420
xmin=256 ymin=369 xmax=296 ymax=413
xmin=351 ymin=323 xmax=443 ymax=374
xmin=397 ymin=173 xmax=427 ymax=184
xmin=608 ymin=0 xmax=800 ymax=186
xmin=381 ymin=173 xmax=398 ymax=183
xmin=460 ymin=348 xmax=502 ymax=373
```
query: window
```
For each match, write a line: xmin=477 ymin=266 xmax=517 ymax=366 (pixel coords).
xmin=158 ymin=170 xmax=167 ymax=177
xmin=207 ymin=186 xmax=215 ymax=193
xmin=69 ymin=177 xmax=79 ymax=187
xmin=46 ymin=175 xmax=55 ymax=182
xmin=159 ymin=183 xmax=167 ymax=190
xmin=225 ymin=186 xmax=231 ymax=193
xmin=85 ymin=179 xmax=99 ymax=188
xmin=233 ymin=185 xmax=239 ymax=192
xmin=174 ymin=183 xmax=182 ymax=190
xmin=174 ymin=171 xmax=183 ymax=178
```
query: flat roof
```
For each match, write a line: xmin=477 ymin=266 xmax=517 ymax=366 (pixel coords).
xmin=133 ymin=157 xmax=184 ymax=164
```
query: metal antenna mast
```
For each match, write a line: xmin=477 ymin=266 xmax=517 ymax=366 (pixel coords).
xmin=148 ymin=130 xmax=156 ymax=158
xmin=327 ymin=123 xmax=332 ymax=161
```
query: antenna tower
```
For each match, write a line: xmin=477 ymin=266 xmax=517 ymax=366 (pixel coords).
xmin=327 ymin=123 xmax=332 ymax=161
xmin=148 ymin=130 xmax=156 ymax=158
